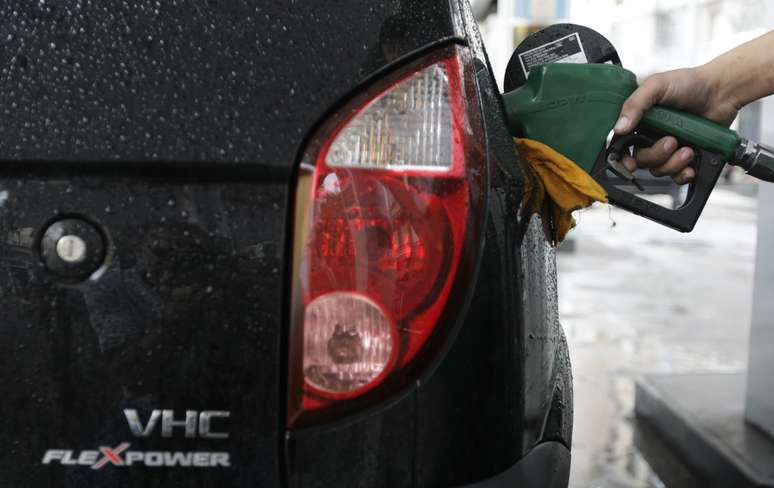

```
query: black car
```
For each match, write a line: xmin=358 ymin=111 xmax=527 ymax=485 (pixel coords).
xmin=0 ymin=1 xmax=572 ymax=487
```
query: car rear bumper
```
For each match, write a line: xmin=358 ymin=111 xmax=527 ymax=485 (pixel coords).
xmin=456 ymin=442 xmax=570 ymax=488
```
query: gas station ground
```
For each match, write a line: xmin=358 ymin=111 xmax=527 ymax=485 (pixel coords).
xmin=558 ymin=183 xmax=758 ymax=487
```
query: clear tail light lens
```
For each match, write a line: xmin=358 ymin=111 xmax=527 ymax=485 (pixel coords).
xmin=303 ymin=293 xmax=397 ymax=395
xmin=289 ymin=46 xmax=485 ymax=425
xmin=326 ymin=63 xmax=455 ymax=171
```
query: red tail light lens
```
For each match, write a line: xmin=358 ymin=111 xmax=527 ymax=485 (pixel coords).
xmin=289 ymin=46 xmax=485 ymax=425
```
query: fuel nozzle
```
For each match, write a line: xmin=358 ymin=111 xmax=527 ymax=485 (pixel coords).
xmin=735 ymin=139 xmax=774 ymax=183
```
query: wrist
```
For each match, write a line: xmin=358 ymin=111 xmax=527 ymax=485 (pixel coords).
xmin=697 ymin=61 xmax=743 ymax=110
xmin=702 ymin=31 xmax=774 ymax=108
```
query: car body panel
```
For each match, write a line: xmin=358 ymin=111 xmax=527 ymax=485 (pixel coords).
xmin=0 ymin=1 xmax=571 ymax=486
xmin=461 ymin=441 xmax=570 ymax=488
xmin=288 ymin=2 xmax=570 ymax=487
xmin=0 ymin=1 xmax=461 ymax=168
xmin=0 ymin=168 xmax=288 ymax=486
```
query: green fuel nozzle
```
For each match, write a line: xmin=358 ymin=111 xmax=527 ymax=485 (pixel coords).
xmin=502 ymin=62 xmax=774 ymax=232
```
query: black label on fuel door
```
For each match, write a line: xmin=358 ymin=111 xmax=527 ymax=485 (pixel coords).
xmin=518 ymin=32 xmax=588 ymax=78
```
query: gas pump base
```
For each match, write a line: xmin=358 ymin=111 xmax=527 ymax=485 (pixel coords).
xmin=635 ymin=373 xmax=774 ymax=487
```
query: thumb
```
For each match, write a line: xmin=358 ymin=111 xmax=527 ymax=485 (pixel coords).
xmin=615 ymin=74 xmax=668 ymax=134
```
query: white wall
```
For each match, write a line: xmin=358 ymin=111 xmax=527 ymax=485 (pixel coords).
xmin=480 ymin=0 xmax=770 ymax=80
xmin=745 ymin=0 xmax=774 ymax=440
xmin=568 ymin=0 xmax=768 ymax=78
xmin=479 ymin=0 xmax=570 ymax=90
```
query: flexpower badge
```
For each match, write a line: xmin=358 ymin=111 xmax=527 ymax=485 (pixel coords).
xmin=42 ymin=445 xmax=231 ymax=469
xmin=41 ymin=409 xmax=231 ymax=470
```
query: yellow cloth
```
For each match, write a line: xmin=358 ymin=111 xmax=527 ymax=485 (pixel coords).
xmin=516 ymin=138 xmax=608 ymax=243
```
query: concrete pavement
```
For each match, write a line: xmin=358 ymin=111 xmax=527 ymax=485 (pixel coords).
xmin=558 ymin=186 xmax=758 ymax=487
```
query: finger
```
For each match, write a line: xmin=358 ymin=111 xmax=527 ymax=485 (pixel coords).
xmin=615 ymin=75 xmax=669 ymax=135
xmin=622 ymin=155 xmax=637 ymax=172
xmin=633 ymin=137 xmax=679 ymax=168
xmin=650 ymin=147 xmax=695 ymax=177
xmin=672 ymin=166 xmax=696 ymax=185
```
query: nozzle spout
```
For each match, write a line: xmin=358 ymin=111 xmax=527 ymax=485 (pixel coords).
xmin=501 ymin=89 xmax=526 ymax=138
xmin=734 ymin=139 xmax=774 ymax=183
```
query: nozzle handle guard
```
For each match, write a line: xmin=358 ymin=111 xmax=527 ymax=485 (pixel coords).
xmin=592 ymin=132 xmax=726 ymax=232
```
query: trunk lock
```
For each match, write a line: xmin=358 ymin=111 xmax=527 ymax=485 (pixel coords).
xmin=40 ymin=218 xmax=106 ymax=281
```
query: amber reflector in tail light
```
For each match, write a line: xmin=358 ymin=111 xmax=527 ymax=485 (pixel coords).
xmin=289 ymin=46 xmax=485 ymax=425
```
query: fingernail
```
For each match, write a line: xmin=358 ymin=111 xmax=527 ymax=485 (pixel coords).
xmin=614 ymin=116 xmax=630 ymax=133
xmin=681 ymin=148 xmax=693 ymax=161
xmin=663 ymin=138 xmax=677 ymax=152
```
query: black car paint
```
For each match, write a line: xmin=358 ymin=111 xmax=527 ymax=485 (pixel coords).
xmin=0 ymin=170 xmax=287 ymax=487
xmin=0 ymin=1 xmax=571 ymax=487
xmin=466 ymin=442 xmax=571 ymax=488
xmin=0 ymin=1 xmax=458 ymax=168
xmin=288 ymin=2 xmax=571 ymax=487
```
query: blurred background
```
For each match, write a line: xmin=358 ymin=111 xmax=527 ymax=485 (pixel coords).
xmin=474 ymin=1 xmax=774 ymax=487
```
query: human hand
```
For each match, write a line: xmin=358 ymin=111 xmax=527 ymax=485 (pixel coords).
xmin=615 ymin=66 xmax=739 ymax=185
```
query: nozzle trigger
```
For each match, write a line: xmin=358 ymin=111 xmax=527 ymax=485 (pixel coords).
xmin=606 ymin=153 xmax=644 ymax=191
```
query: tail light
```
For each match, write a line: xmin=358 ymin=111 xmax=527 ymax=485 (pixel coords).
xmin=289 ymin=46 xmax=485 ymax=425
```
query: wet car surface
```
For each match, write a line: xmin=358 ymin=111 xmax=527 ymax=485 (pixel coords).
xmin=0 ymin=1 xmax=572 ymax=487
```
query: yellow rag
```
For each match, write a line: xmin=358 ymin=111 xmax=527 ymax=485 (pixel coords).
xmin=515 ymin=138 xmax=608 ymax=243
